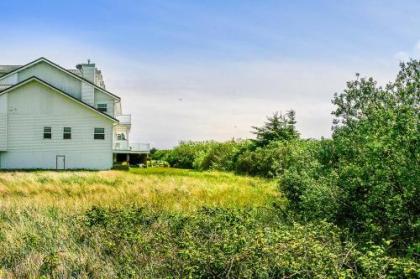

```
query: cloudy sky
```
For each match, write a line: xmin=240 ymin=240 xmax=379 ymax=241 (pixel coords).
xmin=0 ymin=0 xmax=419 ymax=148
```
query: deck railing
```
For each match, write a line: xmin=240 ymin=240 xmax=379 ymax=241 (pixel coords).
xmin=130 ymin=143 xmax=151 ymax=152
xmin=114 ymin=140 xmax=150 ymax=153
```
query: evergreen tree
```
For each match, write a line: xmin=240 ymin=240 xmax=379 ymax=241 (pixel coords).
xmin=252 ymin=111 xmax=299 ymax=147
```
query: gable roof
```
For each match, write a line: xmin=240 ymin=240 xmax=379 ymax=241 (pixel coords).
xmin=0 ymin=57 xmax=121 ymax=100
xmin=0 ymin=76 xmax=118 ymax=123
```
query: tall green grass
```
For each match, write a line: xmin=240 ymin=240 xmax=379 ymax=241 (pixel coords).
xmin=0 ymin=168 xmax=278 ymax=213
xmin=0 ymin=168 xmax=278 ymax=277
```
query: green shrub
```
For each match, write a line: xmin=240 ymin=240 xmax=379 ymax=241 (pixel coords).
xmin=281 ymin=60 xmax=420 ymax=255
xmin=236 ymin=139 xmax=319 ymax=178
xmin=147 ymin=159 xmax=170 ymax=168
xmin=197 ymin=140 xmax=246 ymax=171
xmin=150 ymin=149 xmax=172 ymax=162
xmin=165 ymin=141 xmax=214 ymax=169
xmin=80 ymin=206 xmax=420 ymax=278
xmin=154 ymin=140 xmax=247 ymax=171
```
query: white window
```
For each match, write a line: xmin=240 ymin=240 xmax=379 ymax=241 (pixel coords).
xmin=94 ymin=128 xmax=105 ymax=140
xmin=97 ymin=104 xmax=107 ymax=113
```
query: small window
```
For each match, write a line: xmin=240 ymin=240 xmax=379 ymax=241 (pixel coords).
xmin=117 ymin=133 xmax=126 ymax=140
xmin=43 ymin=127 xmax=52 ymax=139
xmin=97 ymin=104 xmax=107 ymax=113
xmin=63 ymin=127 xmax=71 ymax=139
xmin=94 ymin=128 xmax=105 ymax=140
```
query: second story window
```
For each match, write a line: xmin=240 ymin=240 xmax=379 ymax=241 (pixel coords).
xmin=97 ymin=104 xmax=107 ymax=113
xmin=63 ymin=127 xmax=72 ymax=139
xmin=43 ymin=127 xmax=52 ymax=139
xmin=94 ymin=128 xmax=105 ymax=140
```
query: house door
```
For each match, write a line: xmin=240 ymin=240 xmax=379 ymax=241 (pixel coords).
xmin=56 ymin=155 xmax=66 ymax=170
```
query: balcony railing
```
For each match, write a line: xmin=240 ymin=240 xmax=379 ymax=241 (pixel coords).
xmin=130 ymin=143 xmax=151 ymax=152
xmin=114 ymin=140 xmax=150 ymax=153
xmin=116 ymin=114 xmax=131 ymax=125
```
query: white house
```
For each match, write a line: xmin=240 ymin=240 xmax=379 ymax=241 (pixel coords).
xmin=0 ymin=57 xmax=149 ymax=170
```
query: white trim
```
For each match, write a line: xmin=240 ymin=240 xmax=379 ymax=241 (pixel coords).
xmin=0 ymin=57 xmax=120 ymax=101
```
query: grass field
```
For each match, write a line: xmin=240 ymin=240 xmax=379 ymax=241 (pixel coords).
xmin=2 ymin=168 xmax=414 ymax=278
xmin=0 ymin=168 xmax=283 ymax=278
xmin=0 ymin=168 xmax=278 ymax=213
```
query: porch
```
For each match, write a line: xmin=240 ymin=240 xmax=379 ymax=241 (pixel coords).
xmin=113 ymin=141 xmax=150 ymax=166
xmin=114 ymin=140 xmax=150 ymax=153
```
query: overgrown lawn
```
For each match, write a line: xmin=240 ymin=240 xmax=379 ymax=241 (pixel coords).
xmin=0 ymin=169 xmax=417 ymax=278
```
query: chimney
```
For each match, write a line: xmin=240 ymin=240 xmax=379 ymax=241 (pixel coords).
xmin=76 ymin=59 xmax=96 ymax=82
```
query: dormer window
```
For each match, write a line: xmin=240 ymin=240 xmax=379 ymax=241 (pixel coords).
xmin=97 ymin=104 xmax=107 ymax=113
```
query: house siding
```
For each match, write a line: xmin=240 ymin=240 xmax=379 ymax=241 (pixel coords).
xmin=0 ymin=94 xmax=7 ymax=150
xmin=18 ymin=61 xmax=82 ymax=99
xmin=94 ymin=88 xmax=114 ymax=116
xmin=81 ymin=81 xmax=95 ymax=106
xmin=0 ymin=81 xmax=113 ymax=170
xmin=0 ymin=73 xmax=17 ymax=86
xmin=0 ymin=114 xmax=7 ymax=150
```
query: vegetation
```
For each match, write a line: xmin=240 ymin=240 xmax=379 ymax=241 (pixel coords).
xmin=0 ymin=169 xmax=278 ymax=277
xmin=0 ymin=168 xmax=276 ymax=213
xmin=252 ymin=110 xmax=299 ymax=147
xmin=1 ymin=60 xmax=418 ymax=277
xmin=151 ymin=60 xmax=420 ymax=277
xmin=1 ymin=169 xmax=417 ymax=278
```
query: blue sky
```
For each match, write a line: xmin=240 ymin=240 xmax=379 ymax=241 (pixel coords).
xmin=1 ymin=0 xmax=419 ymax=147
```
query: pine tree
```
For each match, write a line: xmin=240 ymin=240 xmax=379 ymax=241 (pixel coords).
xmin=252 ymin=111 xmax=299 ymax=147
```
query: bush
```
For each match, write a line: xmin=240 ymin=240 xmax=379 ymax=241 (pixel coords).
xmin=164 ymin=141 xmax=214 ymax=169
xmin=80 ymin=206 xmax=419 ymax=278
xmin=280 ymin=139 xmax=339 ymax=220
xmin=147 ymin=160 xmax=170 ymax=168
xmin=153 ymin=140 xmax=247 ymax=172
xmin=153 ymin=138 xmax=323 ymax=179
xmin=196 ymin=140 xmax=246 ymax=171
xmin=280 ymin=61 xmax=420 ymax=255
xmin=236 ymin=139 xmax=319 ymax=178
xmin=150 ymin=149 xmax=172 ymax=162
